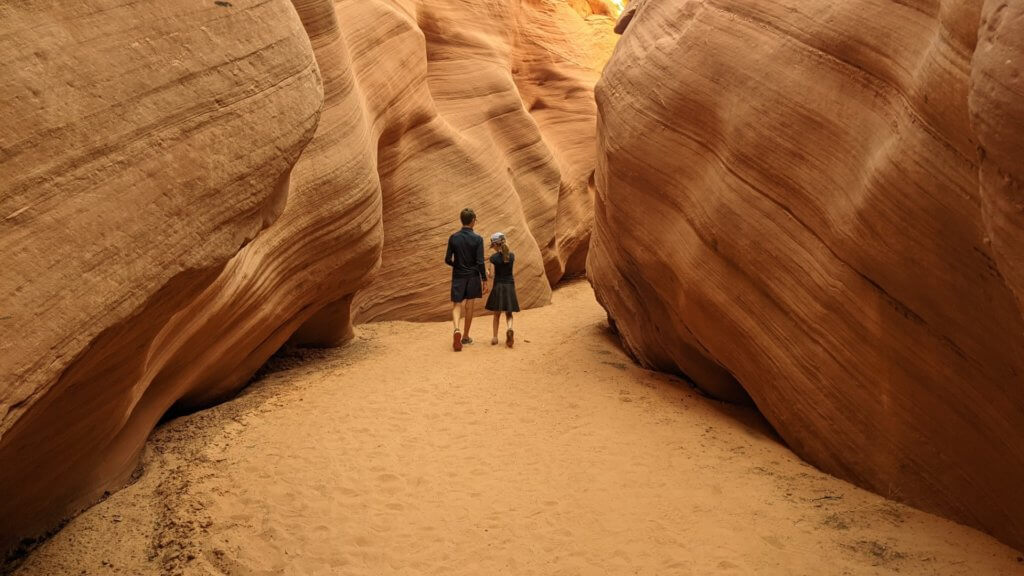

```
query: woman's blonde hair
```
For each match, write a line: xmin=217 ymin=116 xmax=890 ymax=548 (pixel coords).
xmin=499 ymin=238 xmax=510 ymax=263
xmin=490 ymin=232 xmax=511 ymax=263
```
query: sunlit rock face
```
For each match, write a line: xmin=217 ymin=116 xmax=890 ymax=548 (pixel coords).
xmin=0 ymin=0 xmax=614 ymax=552
xmin=0 ymin=0 xmax=323 ymax=553
xmin=970 ymin=0 xmax=1024 ymax=322
xmin=513 ymin=0 xmax=620 ymax=279
xmin=351 ymin=0 xmax=617 ymax=321
xmin=590 ymin=0 xmax=1024 ymax=550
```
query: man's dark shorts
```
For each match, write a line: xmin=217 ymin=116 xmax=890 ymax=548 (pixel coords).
xmin=451 ymin=275 xmax=483 ymax=302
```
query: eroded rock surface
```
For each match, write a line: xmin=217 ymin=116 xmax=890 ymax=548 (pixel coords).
xmin=0 ymin=0 xmax=614 ymax=553
xmin=351 ymin=0 xmax=617 ymax=320
xmin=0 ymin=0 xmax=323 ymax=552
xmin=971 ymin=0 xmax=1024 ymax=319
xmin=589 ymin=0 xmax=1024 ymax=550
xmin=514 ymin=0 xmax=620 ymax=279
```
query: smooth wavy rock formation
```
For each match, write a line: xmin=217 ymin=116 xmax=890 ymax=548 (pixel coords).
xmin=0 ymin=0 xmax=614 ymax=553
xmin=351 ymin=0 xmax=617 ymax=321
xmin=590 ymin=0 xmax=1024 ymax=550
xmin=514 ymin=0 xmax=620 ymax=278
xmin=0 ymin=0 xmax=322 ymax=552
xmin=971 ymin=0 xmax=1024 ymax=319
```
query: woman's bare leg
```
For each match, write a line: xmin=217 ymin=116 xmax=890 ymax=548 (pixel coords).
xmin=505 ymin=312 xmax=515 ymax=347
xmin=492 ymin=312 xmax=500 ymax=343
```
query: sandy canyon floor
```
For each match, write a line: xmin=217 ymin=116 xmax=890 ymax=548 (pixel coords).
xmin=10 ymin=282 xmax=1024 ymax=575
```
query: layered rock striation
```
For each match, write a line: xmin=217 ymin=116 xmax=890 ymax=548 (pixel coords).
xmin=590 ymin=0 xmax=1024 ymax=550
xmin=970 ymin=0 xmax=1024 ymax=320
xmin=350 ymin=0 xmax=617 ymax=320
xmin=0 ymin=0 xmax=614 ymax=553
xmin=0 ymin=0 xmax=323 ymax=552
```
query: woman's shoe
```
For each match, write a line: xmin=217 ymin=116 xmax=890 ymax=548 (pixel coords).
xmin=506 ymin=329 xmax=514 ymax=348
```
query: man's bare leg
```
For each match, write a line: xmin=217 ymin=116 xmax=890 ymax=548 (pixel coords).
xmin=463 ymin=299 xmax=476 ymax=341
xmin=452 ymin=301 xmax=463 ymax=332
xmin=451 ymin=301 xmax=463 ymax=351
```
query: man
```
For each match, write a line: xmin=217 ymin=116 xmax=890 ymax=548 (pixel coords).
xmin=445 ymin=208 xmax=489 ymax=351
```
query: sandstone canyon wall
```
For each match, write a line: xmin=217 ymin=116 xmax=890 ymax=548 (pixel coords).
xmin=590 ymin=0 xmax=1024 ymax=550
xmin=971 ymin=0 xmax=1024 ymax=322
xmin=350 ymin=0 xmax=617 ymax=320
xmin=0 ymin=0 xmax=615 ymax=553
xmin=0 ymin=0 xmax=324 ymax=553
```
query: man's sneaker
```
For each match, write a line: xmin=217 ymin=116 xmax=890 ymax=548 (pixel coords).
xmin=453 ymin=330 xmax=463 ymax=352
xmin=461 ymin=337 xmax=474 ymax=345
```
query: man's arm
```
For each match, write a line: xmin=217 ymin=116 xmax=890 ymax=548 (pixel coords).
xmin=445 ymin=236 xmax=455 ymax=267
xmin=476 ymin=238 xmax=488 ymax=281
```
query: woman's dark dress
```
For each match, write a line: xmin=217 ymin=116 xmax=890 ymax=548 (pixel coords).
xmin=485 ymin=252 xmax=520 ymax=312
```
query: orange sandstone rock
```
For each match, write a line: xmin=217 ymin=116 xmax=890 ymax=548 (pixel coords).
xmin=590 ymin=0 xmax=1024 ymax=550
xmin=352 ymin=0 xmax=616 ymax=321
xmin=514 ymin=0 xmax=619 ymax=278
xmin=0 ymin=0 xmax=613 ymax=552
xmin=971 ymin=0 xmax=1024 ymax=319
xmin=0 ymin=0 xmax=322 ymax=552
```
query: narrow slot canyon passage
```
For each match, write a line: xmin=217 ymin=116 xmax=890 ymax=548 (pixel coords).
xmin=11 ymin=283 xmax=1021 ymax=576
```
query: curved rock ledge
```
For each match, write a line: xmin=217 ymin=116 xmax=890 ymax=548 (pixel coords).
xmin=589 ymin=0 xmax=1024 ymax=551
xmin=0 ymin=0 xmax=615 ymax=553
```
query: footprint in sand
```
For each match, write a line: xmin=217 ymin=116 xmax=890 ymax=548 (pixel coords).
xmin=376 ymin=473 xmax=404 ymax=494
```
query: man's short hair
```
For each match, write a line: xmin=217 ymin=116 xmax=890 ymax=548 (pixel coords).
xmin=460 ymin=208 xmax=476 ymax=226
